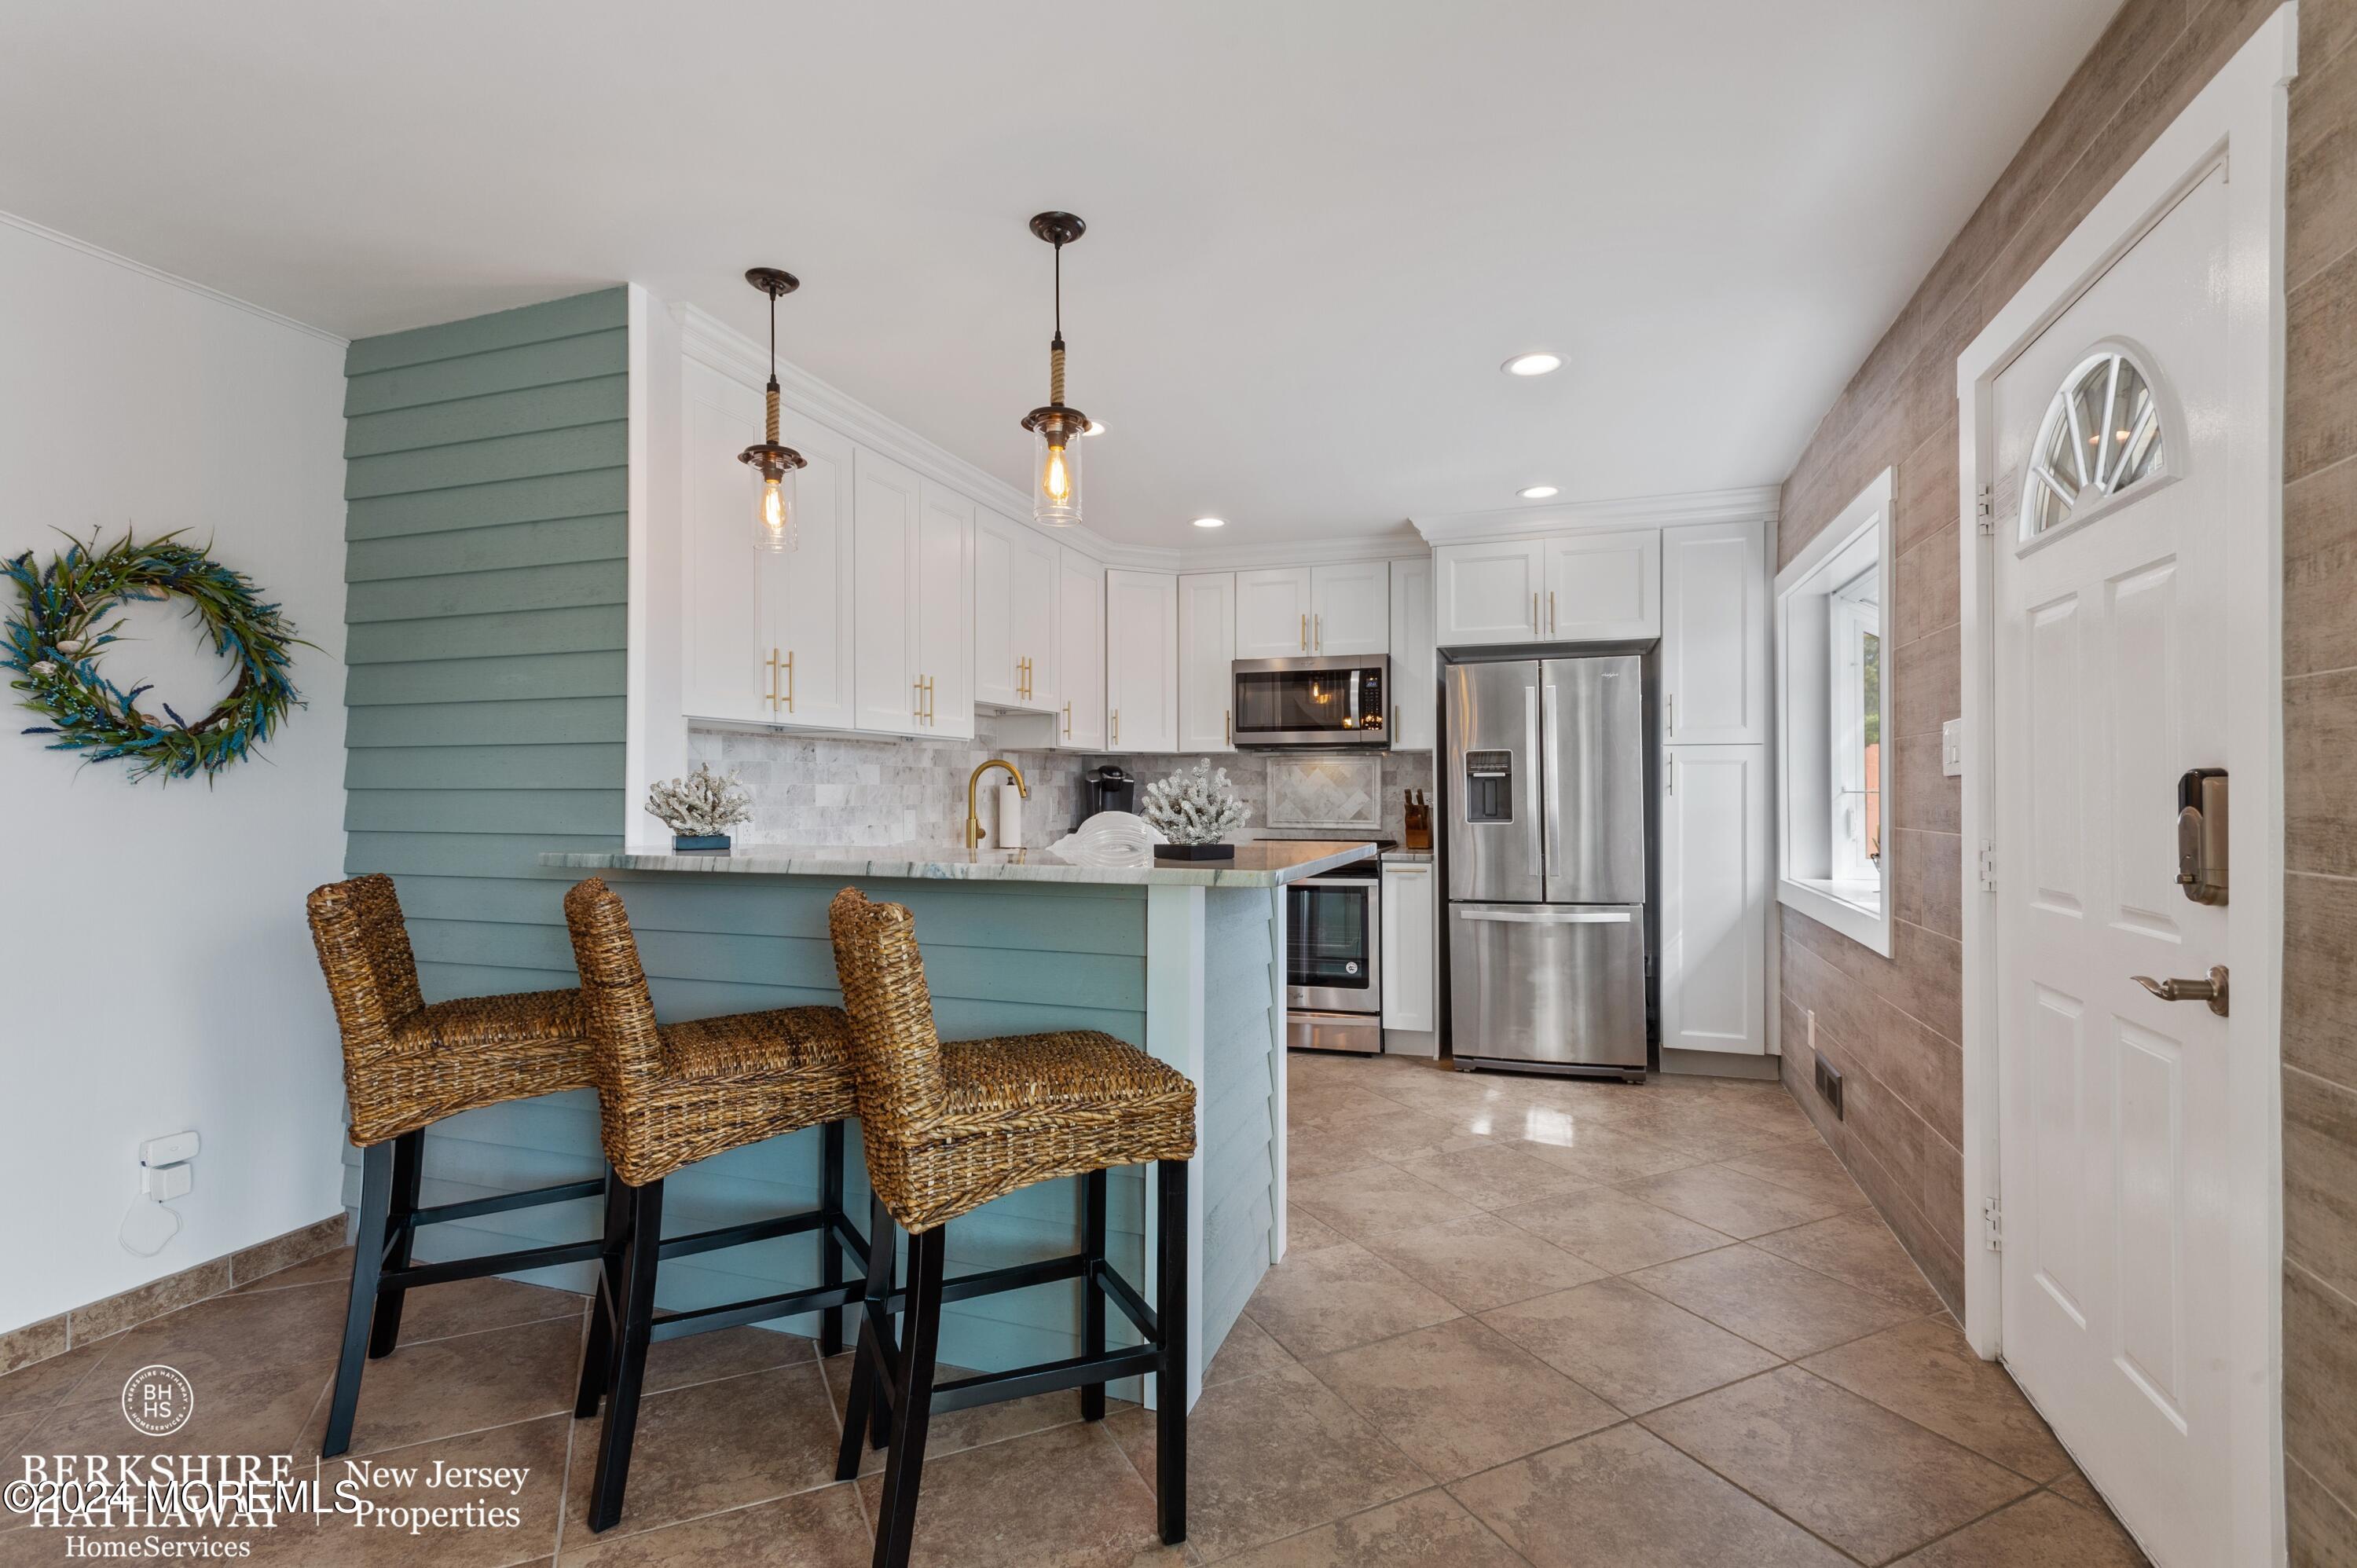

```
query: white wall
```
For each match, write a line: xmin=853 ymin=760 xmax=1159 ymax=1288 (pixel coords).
xmin=0 ymin=214 xmax=350 ymax=1334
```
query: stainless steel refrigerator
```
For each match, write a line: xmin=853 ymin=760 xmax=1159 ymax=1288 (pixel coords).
xmin=1445 ymin=655 xmax=1648 ymax=1079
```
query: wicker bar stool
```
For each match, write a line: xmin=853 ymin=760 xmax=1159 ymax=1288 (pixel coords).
xmin=561 ymin=877 xmax=868 ymax=1533
xmin=306 ymin=872 xmax=608 ymax=1460
xmin=826 ymin=887 xmax=1197 ymax=1568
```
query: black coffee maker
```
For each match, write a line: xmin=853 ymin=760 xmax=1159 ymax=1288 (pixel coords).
xmin=1077 ymin=763 xmax=1136 ymax=826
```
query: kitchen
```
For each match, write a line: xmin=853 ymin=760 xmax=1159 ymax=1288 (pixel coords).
xmin=12 ymin=4 xmax=2316 ymax=1561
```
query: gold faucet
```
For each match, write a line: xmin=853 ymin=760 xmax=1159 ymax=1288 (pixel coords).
xmin=965 ymin=758 xmax=1029 ymax=849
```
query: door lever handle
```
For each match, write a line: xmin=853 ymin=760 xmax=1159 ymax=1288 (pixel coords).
xmin=2132 ymin=966 xmax=2228 ymax=1017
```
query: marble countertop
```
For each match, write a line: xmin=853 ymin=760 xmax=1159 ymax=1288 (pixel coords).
xmin=542 ymin=839 xmax=1379 ymax=888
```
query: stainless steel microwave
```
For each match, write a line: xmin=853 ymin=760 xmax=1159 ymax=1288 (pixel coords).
xmin=1231 ymin=654 xmax=1390 ymax=750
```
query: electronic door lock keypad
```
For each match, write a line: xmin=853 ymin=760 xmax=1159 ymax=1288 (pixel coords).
xmin=2176 ymin=768 xmax=2227 ymax=906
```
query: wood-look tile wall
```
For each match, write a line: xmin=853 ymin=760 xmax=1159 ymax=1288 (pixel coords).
xmin=1777 ymin=0 xmax=2357 ymax=1545
xmin=2282 ymin=0 xmax=2357 ymax=1552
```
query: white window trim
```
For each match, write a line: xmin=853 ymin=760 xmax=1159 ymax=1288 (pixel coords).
xmin=1827 ymin=584 xmax=1882 ymax=889
xmin=1774 ymin=467 xmax=1896 ymax=958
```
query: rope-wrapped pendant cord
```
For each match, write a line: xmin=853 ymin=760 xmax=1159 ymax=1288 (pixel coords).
xmin=766 ymin=379 xmax=781 ymax=445
xmin=1050 ymin=343 xmax=1066 ymax=408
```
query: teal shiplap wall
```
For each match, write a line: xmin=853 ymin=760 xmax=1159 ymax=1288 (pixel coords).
xmin=1201 ymin=888 xmax=1276 ymax=1355
xmin=339 ymin=286 xmax=631 ymax=1298
xmin=339 ymin=289 xmax=1153 ymax=1372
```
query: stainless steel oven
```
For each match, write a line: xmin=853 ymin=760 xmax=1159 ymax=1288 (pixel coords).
xmin=1286 ymin=862 xmax=1382 ymax=1053
xmin=1233 ymin=654 xmax=1390 ymax=749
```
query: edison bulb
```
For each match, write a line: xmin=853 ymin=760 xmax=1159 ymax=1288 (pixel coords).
xmin=1029 ymin=423 xmax=1083 ymax=526
xmin=753 ymin=471 xmax=797 ymax=553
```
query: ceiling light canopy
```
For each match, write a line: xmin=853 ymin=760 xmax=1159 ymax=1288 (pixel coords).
xmin=1021 ymin=211 xmax=1091 ymax=527
xmin=1503 ymin=350 xmax=1563 ymax=377
xmin=739 ymin=268 xmax=808 ymax=553
xmin=1517 ymin=485 xmax=1560 ymax=500
xmin=1191 ymin=516 xmax=1226 ymax=529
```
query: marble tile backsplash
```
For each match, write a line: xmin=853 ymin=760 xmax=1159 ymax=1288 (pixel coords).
xmin=683 ymin=727 xmax=1433 ymax=850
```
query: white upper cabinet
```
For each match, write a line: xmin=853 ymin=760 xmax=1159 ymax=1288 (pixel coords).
xmin=915 ymin=482 xmax=974 ymax=739
xmin=1311 ymin=561 xmax=1390 ymax=655
xmin=852 ymin=448 xmax=925 ymax=735
xmin=1058 ymin=548 xmax=1107 ymax=749
xmin=1234 ymin=566 xmax=1314 ymax=658
xmin=1542 ymin=527 xmax=1660 ymax=641
xmin=1177 ymin=572 xmax=1237 ymax=751
xmin=680 ymin=365 xmax=855 ymax=730
xmin=1434 ymin=539 xmax=1545 ymax=645
xmin=1660 ymin=519 xmax=1768 ymax=746
xmin=973 ymin=509 xmax=1059 ymax=713
xmin=1105 ymin=569 xmax=1178 ymax=752
xmin=1659 ymin=744 xmax=1770 ymax=1055
xmin=1387 ymin=555 xmax=1435 ymax=750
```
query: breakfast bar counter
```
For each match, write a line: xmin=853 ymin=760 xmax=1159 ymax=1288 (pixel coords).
xmin=535 ymin=838 xmax=1374 ymax=1407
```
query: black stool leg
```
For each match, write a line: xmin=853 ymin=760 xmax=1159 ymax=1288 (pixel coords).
xmin=872 ymin=1225 xmax=947 ymax=1568
xmin=1156 ymin=1159 xmax=1188 ymax=1546
xmin=587 ymin=1178 xmax=663 ymax=1533
xmin=867 ymin=1195 xmax=895 ymax=1452
xmin=834 ymin=1193 xmax=896 ymax=1482
xmin=322 ymin=1139 xmax=394 ymax=1458
xmin=820 ymin=1119 xmax=846 ymax=1357
xmin=1081 ymin=1167 xmax=1108 ymax=1421
xmin=366 ymin=1129 xmax=424 ymax=1358
xmin=574 ymin=1165 xmax=632 ymax=1419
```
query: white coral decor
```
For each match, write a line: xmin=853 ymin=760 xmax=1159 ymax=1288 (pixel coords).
xmin=1140 ymin=760 xmax=1251 ymax=846
xmin=645 ymin=762 xmax=754 ymax=837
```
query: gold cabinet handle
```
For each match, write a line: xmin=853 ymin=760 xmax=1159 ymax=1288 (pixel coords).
xmin=1225 ymin=709 xmax=1232 ymax=747
xmin=1300 ymin=612 xmax=1308 ymax=652
xmin=783 ymin=649 xmax=795 ymax=713
xmin=1392 ymin=704 xmax=1399 ymax=735
xmin=913 ymin=676 xmax=924 ymax=720
xmin=1314 ymin=612 xmax=1322 ymax=651
xmin=1549 ymin=591 xmax=1556 ymax=635
xmin=1532 ymin=592 xmax=1540 ymax=634
xmin=924 ymin=675 xmax=937 ymax=726
xmin=764 ymin=648 xmax=780 ymax=710
xmin=1063 ymin=701 xmax=1072 ymax=738
xmin=1113 ymin=708 xmax=1120 ymax=746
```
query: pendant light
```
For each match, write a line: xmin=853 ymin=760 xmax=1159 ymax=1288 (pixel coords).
xmin=1021 ymin=212 xmax=1091 ymax=527
xmin=740 ymin=267 xmax=808 ymax=552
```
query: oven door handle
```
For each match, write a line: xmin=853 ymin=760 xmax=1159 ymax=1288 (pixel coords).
xmin=1457 ymin=908 xmax=1631 ymax=925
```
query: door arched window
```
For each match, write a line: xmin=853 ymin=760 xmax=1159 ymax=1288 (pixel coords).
xmin=2022 ymin=348 xmax=2166 ymax=539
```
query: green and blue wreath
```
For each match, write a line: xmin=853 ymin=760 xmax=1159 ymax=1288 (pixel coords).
xmin=4 ymin=532 xmax=306 ymax=782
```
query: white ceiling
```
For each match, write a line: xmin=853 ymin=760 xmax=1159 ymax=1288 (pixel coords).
xmin=2 ymin=1 xmax=2115 ymax=550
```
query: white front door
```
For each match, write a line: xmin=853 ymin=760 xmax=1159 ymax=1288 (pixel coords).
xmin=1989 ymin=164 xmax=2240 ymax=1566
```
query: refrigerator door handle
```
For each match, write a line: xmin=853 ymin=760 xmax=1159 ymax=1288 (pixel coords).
xmin=1523 ymin=683 xmax=1542 ymax=877
xmin=1458 ymin=908 xmax=1633 ymax=925
xmin=1542 ymin=679 xmax=1563 ymax=876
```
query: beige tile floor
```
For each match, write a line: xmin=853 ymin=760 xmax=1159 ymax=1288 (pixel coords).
xmin=0 ymin=1056 xmax=2149 ymax=1566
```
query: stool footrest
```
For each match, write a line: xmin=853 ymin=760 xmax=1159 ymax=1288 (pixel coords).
xmin=933 ymin=1347 xmax=1161 ymax=1414
xmin=657 ymin=1210 xmax=824 ymax=1262
xmin=649 ymin=1278 xmax=867 ymax=1343
xmin=403 ymin=1178 xmax=605 ymax=1231
xmin=383 ymin=1238 xmax=604 ymax=1291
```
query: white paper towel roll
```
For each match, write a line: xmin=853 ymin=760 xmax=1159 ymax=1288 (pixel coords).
xmin=996 ymin=784 xmax=1025 ymax=849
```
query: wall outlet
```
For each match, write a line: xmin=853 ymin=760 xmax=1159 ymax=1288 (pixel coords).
xmin=1942 ymin=718 xmax=1963 ymax=777
xmin=143 ymin=1163 xmax=193 ymax=1200
xmin=1813 ymin=1050 xmax=1845 ymax=1119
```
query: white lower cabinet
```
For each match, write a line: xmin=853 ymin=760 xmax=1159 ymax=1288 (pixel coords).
xmin=1105 ymin=570 xmax=1178 ymax=752
xmin=1387 ymin=555 xmax=1434 ymax=749
xmin=1659 ymin=744 xmax=1770 ymax=1055
xmin=1177 ymin=572 xmax=1236 ymax=751
xmin=1380 ymin=860 xmax=1437 ymax=1034
xmin=1058 ymin=549 xmax=1107 ymax=749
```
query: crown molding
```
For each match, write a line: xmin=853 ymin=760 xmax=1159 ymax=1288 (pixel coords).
xmin=1411 ymin=485 xmax=1780 ymax=546
xmin=1088 ymin=529 xmax=1428 ymax=573
xmin=0 ymin=207 xmax=348 ymax=346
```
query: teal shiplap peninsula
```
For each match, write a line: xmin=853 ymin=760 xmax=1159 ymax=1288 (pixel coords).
xmin=534 ymin=839 xmax=1370 ymax=1405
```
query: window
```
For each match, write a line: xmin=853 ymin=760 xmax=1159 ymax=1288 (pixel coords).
xmin=1775 ymin=469 xmax=1895 ymax=957
xmin=2023 ymin=349 xmax=2165 ymax=538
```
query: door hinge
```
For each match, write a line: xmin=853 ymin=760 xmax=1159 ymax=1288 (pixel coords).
xmin=1977 ymin=840 xmax=1998 ymax=892
xmin=1975 ymin=485 xmax=1995 ymax=537
xmin=1982 ymin=1194 xmax=2003 ymax=1251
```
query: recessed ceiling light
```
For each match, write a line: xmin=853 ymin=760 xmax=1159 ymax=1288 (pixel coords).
xmin=1503 ymin=351 xmax=1563 ymax=377
xmin=1192 ymin=516 xmax=1226 ymax=529
xmin=1517 ymin=485 xmax=1560 ymax=500
xmin=1085 ymin=419 xmax=1106 ymax=435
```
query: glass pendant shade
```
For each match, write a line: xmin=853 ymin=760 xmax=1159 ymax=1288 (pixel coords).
xmin=1030 ymin=415 xmax=1083 ymax=527
xmin=753 ymin=467 xmax=798 ymax=552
